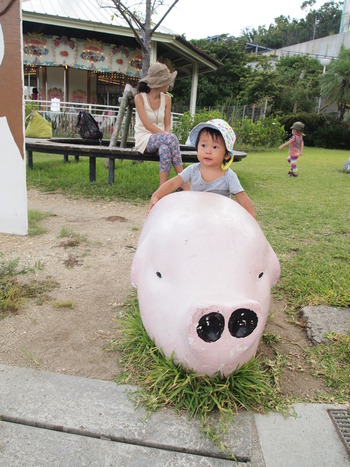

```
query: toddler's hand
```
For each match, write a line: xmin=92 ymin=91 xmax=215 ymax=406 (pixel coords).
xmin=147 ymin=196 xmax=159 ymax=215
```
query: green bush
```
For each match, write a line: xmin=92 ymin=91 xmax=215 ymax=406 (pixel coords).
xmin=174 ymin=110 xmax=285 ymax=149
xmin=233 ymin=118 xmax=286 ymax=149
xmin=312 ymin=124 xmax=350 ymax=149
xmin=173 ymin=109 xmax=224 ymax=144
xmin=24 ymin=102 xmax=40 ymax=127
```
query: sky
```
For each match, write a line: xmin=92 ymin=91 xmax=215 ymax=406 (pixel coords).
xmin=161 ymin=0 xmax=331 ymax=40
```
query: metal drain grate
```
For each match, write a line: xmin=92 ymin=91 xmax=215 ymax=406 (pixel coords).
xmin=328 ymin=409 xmax=350 ymax=455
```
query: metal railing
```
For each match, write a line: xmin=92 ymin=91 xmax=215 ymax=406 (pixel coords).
xmin=25 ymin=100 xmax=182 ymax=140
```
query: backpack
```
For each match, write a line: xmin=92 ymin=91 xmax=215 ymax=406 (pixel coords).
xmin=76 ymin=111 xmax=103 ymax=141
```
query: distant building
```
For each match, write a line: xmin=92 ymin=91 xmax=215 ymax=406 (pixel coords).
xmin=255 ymin=1 xmax=350 ymax=66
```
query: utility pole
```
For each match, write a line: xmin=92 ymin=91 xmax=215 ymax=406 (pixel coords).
xmin=313 ymin=15 xmax=318 ymax=40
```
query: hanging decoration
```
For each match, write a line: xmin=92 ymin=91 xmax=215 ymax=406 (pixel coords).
xmin=23 ymin=33 xmax=145 ymax=78
xmin=53 ymin=36 xmax=77 ymax=67
xmin=111 ymin=45 xmax=129 ymax=74
xmin=23 ymin=32 xmax=51 ymax=65
xmin=76 ymin=38 xmax=106 ymax=70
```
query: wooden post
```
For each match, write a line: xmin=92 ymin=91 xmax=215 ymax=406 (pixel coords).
xmin=120 ymin=99 xmax=134 ymax=148
xmin=27 ymin=149 xmax=33 ymax=169
xmin=89 ymin=157 xmax=96 ymax=182
xmin=108 ymin=158 xmax=115 ymax=184
xmin=105 ymin=84 xmax=136 ymax=169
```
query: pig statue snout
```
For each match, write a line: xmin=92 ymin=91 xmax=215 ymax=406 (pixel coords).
xmin=131 ymin=191 xmax=281 ymax=376
xmin=197 ymin=308 xmax=258 ymax=342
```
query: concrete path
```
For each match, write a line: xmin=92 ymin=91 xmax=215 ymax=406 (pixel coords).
xmin=0 ymin=364 xmax=349 ymax=466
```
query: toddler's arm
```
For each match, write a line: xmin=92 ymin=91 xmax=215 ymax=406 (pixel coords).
xmin=234 ymin=192 xmax=257 ymax=220
xmin=278 ymin=139 xmax=291 ymax=150
xmin=147 ymin=175 xmax=184 ymax=214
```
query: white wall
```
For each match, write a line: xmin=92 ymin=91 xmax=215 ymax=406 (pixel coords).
xmin=0 ymin=117 xmax=28 ymax=235
xmin=0 ymin=21 xmax=28 ymax=235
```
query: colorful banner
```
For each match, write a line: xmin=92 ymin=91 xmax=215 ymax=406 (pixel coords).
xmin=23 ymin=32 xmax=142 ymax=77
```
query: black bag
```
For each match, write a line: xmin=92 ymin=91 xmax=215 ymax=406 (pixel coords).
xmin=77 ymin=111 xmax=103 ymax=141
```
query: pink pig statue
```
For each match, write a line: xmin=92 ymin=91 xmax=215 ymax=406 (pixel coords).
xmin=131 ymin=191 xmax=280 ymax=376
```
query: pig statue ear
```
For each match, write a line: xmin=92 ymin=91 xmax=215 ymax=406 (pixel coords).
xmin=267 ymin=243 xmax=281 ymax=287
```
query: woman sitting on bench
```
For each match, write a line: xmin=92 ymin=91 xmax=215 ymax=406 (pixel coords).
xmin=134 ymin=63 xmax=185 ymax=187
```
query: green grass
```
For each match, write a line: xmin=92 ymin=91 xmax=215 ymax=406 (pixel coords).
xmin=306 ymin=333 xmax=350 ymax=401
xmin=27 ymin=154 xmax=165 ymax=202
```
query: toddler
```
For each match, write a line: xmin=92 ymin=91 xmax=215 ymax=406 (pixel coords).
xmin=278 ymin=121 xmax=305 ymax=177
xmin=147 ymin=119 xmax=256 ymax=219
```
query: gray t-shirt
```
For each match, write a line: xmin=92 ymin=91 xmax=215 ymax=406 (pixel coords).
xmin=179 ymin=163 xmax=244 ymax=197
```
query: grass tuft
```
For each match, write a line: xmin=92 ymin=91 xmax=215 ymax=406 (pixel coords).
xmin=0 ymin=252 xmax=59 ymax=318
xmin=28 ymin=209 xmax=55 ymax=236
xmin=58 ymin=226 xmax=87 ymax=248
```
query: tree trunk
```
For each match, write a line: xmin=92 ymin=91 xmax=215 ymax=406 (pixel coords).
xmin=142 ymin=0 xmax=152 ymax=76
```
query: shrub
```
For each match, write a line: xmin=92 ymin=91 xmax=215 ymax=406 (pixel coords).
xmin=173 ymin=109 xmax=224 ymax=144
xmin=312 ymin=124 xmax=350 ymax=149
xmin=24 ymin=102 xmax=40 ymax=126
xmin=233 ymin=118 xmax=286 ymax=150
xmin=174 ymin=109 xmax=285 ymax=150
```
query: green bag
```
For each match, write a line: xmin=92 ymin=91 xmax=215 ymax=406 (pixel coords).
xmin=25 ymin=111 xmax=52 ymax=138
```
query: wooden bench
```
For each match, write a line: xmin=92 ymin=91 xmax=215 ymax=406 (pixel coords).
xmin=25 ymin=138 xmax=247 ymax=184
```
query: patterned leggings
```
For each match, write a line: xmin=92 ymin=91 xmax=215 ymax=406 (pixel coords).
xmin=146 ymin=133 xmax=183 ymax=173
xmin=287 ymin=155 xmax=299 ymax=172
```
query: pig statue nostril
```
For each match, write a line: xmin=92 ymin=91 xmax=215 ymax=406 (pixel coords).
xmin=197 ymin=312 xmax=225 ymax=343
xmin=228 ymin=309 xmax=258 ymax=338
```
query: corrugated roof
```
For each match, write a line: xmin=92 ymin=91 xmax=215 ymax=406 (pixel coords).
xmin=22 ymin=0 xmax=176 ymax=35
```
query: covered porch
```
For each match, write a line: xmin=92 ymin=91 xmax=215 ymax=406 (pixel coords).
xmin=22 ymin=0 xmax=220 ymax=115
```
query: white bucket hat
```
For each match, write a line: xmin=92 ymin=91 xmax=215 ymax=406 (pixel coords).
xmin=189 ymin=119 xmax=236 ymax=157
xmin=189 ymin=119 xmax=236 ymax=170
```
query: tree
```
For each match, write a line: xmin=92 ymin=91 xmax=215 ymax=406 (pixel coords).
xmin=321 ymin=46 xmax=350 ymax=120
xmin=241 ymin=1 xmax=342 ymax=49
xmin=99 ymin=0 xmax=180 ymax=75
xmin=236 ymin=56 xmax=282 ymax=112
xmin=173 ymin=37 xmax=249 ymax=111
xmin=274 ymin=55 xmax=322 ymax=114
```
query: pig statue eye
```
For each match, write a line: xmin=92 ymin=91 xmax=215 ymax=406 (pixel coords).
xmin=258 ymin=272 xmax=264 ymax=278
xmin=197 ymin=312 xmax=225 ymax=343
xmin=156 ymin=271 xmax=162 ymax=278
xmin=228 ymin=309 xmax=258 ymax=338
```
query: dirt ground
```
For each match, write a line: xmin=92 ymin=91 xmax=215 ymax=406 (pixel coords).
xmin=0 ymin=189 xmax=327 ymax=400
